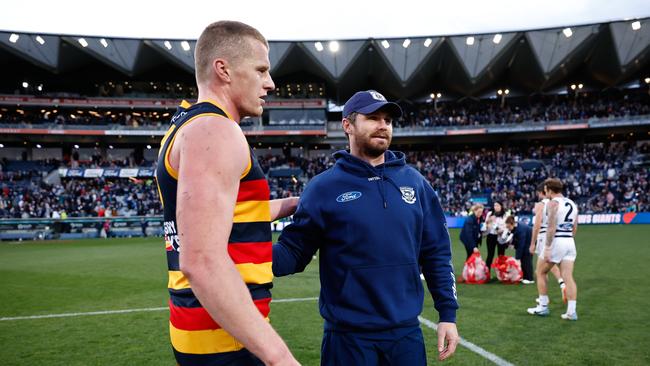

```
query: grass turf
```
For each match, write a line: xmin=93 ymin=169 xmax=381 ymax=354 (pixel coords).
xmin=1 ymin=225 xmax=649 ymax=365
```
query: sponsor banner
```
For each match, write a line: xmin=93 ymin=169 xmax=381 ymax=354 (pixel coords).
xmin=103 ymin=169 xmax=120 ymax=177
xmin=83 ymin=169 xmax=104 ymax=178
xmin=66 ymin=169 xmax=84 ymax=177
xmin=0 ymin=95 xmax=183 ymax=109
xmin=446 ymin=128 xmax=486 ymax=136
xmin=119 ymin=169 xmax=139 ymax=178
xmin=545 ymin=123 xmax=589 ymax=131
xmin=138 ymin=168 xmax=155 ymax=177
xmin=443 ymin=213 xmax=650 ymax=229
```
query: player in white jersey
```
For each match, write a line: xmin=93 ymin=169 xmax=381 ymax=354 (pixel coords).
xmin=527 ymin=178 xmax=579 ymax=320
xmin=528 ymin=182 xmax=566 ymax=300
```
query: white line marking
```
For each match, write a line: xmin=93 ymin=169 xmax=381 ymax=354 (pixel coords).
xmin=0 ymin=297 xmax=319 ymax=322
xmin=0 ymin=307 xmax=168 ymax=321
xmin=272 ymin=297 xmax=318 ymax=303
xmin=419 ymin=316 xmax=515 ymax=366
xmin=1 ymin=298 xmax=513 ymax=366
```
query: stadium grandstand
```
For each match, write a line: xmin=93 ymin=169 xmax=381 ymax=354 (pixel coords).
xmin=1 ymin=17 xmax=649 ymax=240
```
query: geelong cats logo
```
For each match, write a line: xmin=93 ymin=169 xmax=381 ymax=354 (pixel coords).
xmin=400 ymin=186 xmax=416 ymax=204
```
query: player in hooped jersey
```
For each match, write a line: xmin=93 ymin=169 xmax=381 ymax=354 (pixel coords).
xmin=527 ymin=178 xmax=579 ymax=320
xmin=528 ymin=182 xmax=566 ymax=299
xmin=156 ymin=21 xmax=300 ymax=365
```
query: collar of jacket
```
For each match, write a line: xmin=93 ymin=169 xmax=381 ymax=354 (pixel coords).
xmin=332 ymin=150 xmax=406 ymax=177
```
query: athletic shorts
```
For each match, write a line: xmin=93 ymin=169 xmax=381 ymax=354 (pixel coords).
xmin=540 ymin=237 xmax=576 ymax=263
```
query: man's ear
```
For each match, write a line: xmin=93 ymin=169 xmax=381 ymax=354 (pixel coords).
xmin=212 ymin=58 xmax=230 ymax=83
xmin=342 ymin=118 xmax=353 ymax=134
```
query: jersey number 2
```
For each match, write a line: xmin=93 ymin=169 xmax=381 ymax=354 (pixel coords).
xmin=564 ymin=202 xmax=574 ymax=222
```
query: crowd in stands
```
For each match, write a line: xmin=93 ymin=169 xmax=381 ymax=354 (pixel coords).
xmin=258 ymin=141 xmax=650 ymax=216
xmin=2 ymin=90 xmax=648 ymax=130
xmin=395 ymin=91 xmax=650 ymax=128
xmin=0 ymin=173 xmax=160 ymax=219
xmin=0 ymin=107 xmax=168 ymax=128
xmin=1 ymin=141 xmax=648 ymax=219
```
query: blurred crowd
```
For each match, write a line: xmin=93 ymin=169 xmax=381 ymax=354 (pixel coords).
xmin=395 ymin=92 xmax=650 ymax=128
xmin=2 ymin=90 xmax=648 ymax=129
xmin=1 ymin=141 xmax=648 ymax=219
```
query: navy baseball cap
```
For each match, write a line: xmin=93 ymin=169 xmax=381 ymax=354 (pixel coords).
xmin=342 ymin=90 xmax=402 ymax=119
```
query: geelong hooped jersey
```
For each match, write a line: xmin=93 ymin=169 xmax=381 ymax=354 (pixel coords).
xmin=155 ymin=100 xmax=273 ymax=359
xmin=539 ymin=198 xmax=550 ymax=234
xmin=552 ymin=196 xmax=577 ymax=238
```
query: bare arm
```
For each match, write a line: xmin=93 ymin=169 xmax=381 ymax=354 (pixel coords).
xmin=174 ymin=116 xmax=296 ymax=365
xmin=530 ymin=202 xmax=543 ymax=253
xmin=270 ymin=197 xmax=299 ymax=221
xmin=573 ymin=206 xmax=579 ymax=237
xmin=544 ymin=200 xmax=559 ymax=250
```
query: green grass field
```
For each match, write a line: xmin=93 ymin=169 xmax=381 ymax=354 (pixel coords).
xmin=1 ymin=225 xmax=649 ymax=365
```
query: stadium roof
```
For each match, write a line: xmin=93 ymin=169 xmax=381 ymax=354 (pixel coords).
xmin=1 ymin=0 xmax=648 ymax=40
xmin=1 ymin=18 xmax=649 ymax=102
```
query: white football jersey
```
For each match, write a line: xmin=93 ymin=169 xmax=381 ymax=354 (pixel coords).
xmin=552 ymin=196 xmax=577 ymax=238
xmin=539 ymin=198 xmax=550 ymax=233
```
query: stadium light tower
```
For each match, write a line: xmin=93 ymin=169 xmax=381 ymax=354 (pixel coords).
xmin=563 ymin=27 xmax=573 ymax=38
xmin=430 ymin=92 xmax=442 ymax=109
xmin=329 ymin=41 xmax=339 ymax=53
xmin=497 ymin=89 xmax=509 ymax=107
xmin=632 ymin=21 xmax=641 ymax=30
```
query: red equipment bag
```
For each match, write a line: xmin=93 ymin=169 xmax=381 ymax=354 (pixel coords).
xmin=492 ymin=255 xmax=523 ymax=284
xmin=461 ymin=250 xmax=489 ymax=284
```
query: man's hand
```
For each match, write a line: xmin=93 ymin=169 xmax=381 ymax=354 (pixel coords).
xmin=437 ymin=322 xmax=460 ymax=361
xmin=529 ymin=243 xmax=536 ymax=255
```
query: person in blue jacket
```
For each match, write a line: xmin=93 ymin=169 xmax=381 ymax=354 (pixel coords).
xmin=505 ymin=216 xmax=534 ymax=283
xmin=273 ymin=90 xmax=460 ymax=365
xmin=460 ymin=204 xmax=484 ymax=259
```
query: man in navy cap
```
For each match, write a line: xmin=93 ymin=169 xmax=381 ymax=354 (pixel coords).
xmin=273 ymin=90 xmax=460 ymax=365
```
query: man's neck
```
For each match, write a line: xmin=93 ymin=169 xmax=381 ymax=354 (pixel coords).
xmin=197 ymin=88 xmax=240 ymax=123
xmin=350 ymin=148 xmax=385 ymax=167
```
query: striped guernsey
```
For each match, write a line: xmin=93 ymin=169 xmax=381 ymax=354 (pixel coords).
xmin=155 ymin=100 xmax=273 ymax=361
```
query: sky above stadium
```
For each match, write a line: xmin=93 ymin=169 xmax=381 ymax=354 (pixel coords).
xmin=2 ymin=0 xmax=648 ymax=40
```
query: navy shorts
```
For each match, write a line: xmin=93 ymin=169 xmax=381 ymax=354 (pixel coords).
xmin=320 ymin=325 xmax=426 ymax=366
xmin=174 ymin=347 xmax=263 ymax=366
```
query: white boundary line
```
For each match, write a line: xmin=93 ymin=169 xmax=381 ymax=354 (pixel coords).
xmin=418 ymin=316 xmax=515 ymax=366
xmin=0 ymin=297 xmax=319 ymax=322
xmin=1 ymin=297 xmax=513 ymax=366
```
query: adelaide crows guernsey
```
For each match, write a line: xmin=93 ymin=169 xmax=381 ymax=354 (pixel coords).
xmin=155 ymin=100 xmax=273 ymax=359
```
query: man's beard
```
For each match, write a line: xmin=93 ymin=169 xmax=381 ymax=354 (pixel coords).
xmin=357 ymin=134 xmax=391 ymax=158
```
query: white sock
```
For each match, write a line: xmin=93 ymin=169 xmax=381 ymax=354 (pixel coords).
xmin=567 ymin=300 xmax=576 ymax=314
xmin=539 ymin=295 xmax=549 ymax=306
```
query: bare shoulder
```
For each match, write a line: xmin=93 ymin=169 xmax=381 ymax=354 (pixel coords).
xmin=547 ymin=200 xmax=559 ymax=210
xmin=174 ymin=114 xmax=249 ymax=174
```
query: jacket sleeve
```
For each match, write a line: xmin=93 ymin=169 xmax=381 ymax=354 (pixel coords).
xmin=459 ymin=217 xmax=471 ymax=247
xmin=272 ymin=183 xmax=323 ymax=277
xmin=419 ymin=184 xmax=459 ymax=323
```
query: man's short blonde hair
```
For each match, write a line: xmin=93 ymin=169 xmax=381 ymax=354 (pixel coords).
xmin=194 ymin=21 xmax=268 ymax=84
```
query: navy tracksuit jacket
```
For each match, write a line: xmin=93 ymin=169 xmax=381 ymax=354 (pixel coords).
xmin=273 ymin=150 xmax=458 ymax=332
